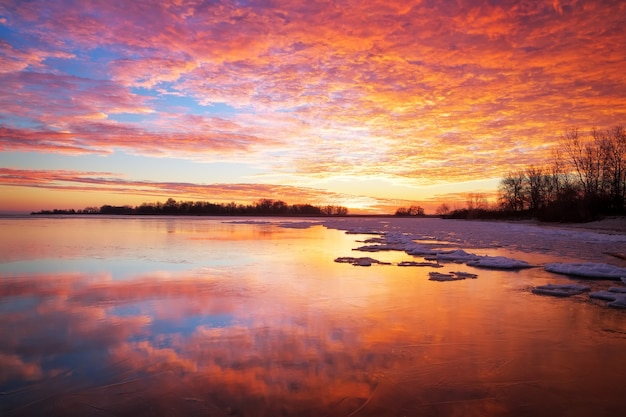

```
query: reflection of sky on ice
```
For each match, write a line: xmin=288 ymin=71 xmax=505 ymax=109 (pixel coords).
xmin=1 ymin=217 xmax=626 ymax=416
xmin=0 ymin=258 xmax=196 ymax=279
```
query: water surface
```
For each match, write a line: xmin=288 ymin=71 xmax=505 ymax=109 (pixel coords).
xmin=1 ymin=216 xmax=625 ymax=416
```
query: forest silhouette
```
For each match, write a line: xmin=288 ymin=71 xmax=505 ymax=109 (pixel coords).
xmin=446 ymin=126 xmax=626 ymax=222
xmin=32 ymin=198 xmax=349 ymax=217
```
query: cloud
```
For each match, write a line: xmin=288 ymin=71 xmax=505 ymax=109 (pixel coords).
xmin=0 ymin=40 xmax=75 ymax=73
xmin=1 ymin=0 xmax=625 ymax=190
xmin=0 ymin=168 xmax=393 ymax=209
xmin=0 ymin=71 xmax=153 ymax=122
xmin=110 ymin=58 xmax=199 ymax=88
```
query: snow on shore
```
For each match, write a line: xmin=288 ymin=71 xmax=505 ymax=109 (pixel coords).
xmin=322 ymin=217 xmax=626 ymax=263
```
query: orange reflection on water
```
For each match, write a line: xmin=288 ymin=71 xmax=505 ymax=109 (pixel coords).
xmin=1 ymin=218 xmax=626 ymax=416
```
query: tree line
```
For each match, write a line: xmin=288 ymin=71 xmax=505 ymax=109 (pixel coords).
xmin=394 ymin=205 xmax=426 ymax=216
xmin=498 ymin=126 xmax=625 ymax=221
xmin=32 ymin=198 xmax=349 ymax=217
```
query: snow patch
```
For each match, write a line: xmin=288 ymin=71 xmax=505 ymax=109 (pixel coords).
xmin=531 ymin=283 xmax=591 ymax=297
xmin=590 ymin=289 xmax=626 ymax=308
xmin=354 ymin=243 xmax=407 ymax=252
xmin=397 ymin=261 xmax=443 ymax=268
xmin=435 ymin=250 xmax=480 ymax=263
xmin=467 ymin=256 xmax=532 ymax=269
xmin=428 ymin=271 xmax=478 ymax=281
xmin=334 ymin=257 xmax=391 ymax=267
xmin=545 ymin=262 xmax=626 ymax=280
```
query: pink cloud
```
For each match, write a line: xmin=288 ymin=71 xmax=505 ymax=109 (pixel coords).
xmin=1 ymin=0 xmax=625 ymax=187
xmin=0 ymin=168 xmax=389 ymax=208
xmin=110 ymin=58 xmax=199 ymax=88
xmin=0 ymin=72 xmax=153 ymax=122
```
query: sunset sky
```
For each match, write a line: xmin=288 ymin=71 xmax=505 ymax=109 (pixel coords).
xmin=1 ymin=0 xmax=625 ymax=214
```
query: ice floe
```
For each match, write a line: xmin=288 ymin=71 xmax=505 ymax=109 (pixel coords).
xmin=355 ymin=233 xmax=439 ymax=255
xmin=428 ymin=271 xmax=478 ymax=281
xmin=277 ymin=221 xmax=322 ymax=229
xmin=397 ymin=261 xmax=443 ymax=268
xmin=545 ymin=262 xmax=626 ymax=280
xmin=354 ymin=243 xmax=407 ymax=252
xmin=589 ymin=288 xmax=626 ymax=308
xmin=434 ymin=250 xmax=480 ymax=263
xmin=405 ymin=245 xmax=440 ymax=256
xmin=466 ymin=256 xmax=532 ymax=269
xmin=334 ymin=257 xmax=391 ymax=267
xmin=531 ymin=283 xmax=591 ymax=297
xmin=451 ymin=271 xmax=478 ymax=279
xmin=343 ymin=227 xmax=385 ymax=235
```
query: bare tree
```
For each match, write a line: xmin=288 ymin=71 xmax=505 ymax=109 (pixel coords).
xmin=525 ymin=165 xmax=546 ymax=212
xmin=600 ymin=126 xmax=626 ymax=211
xmin=499 ymin=172 xmax=525 ymax=211
xmin=466 ymin=193 xmax=487 ymax=211
xmin=561 ymin=128 xmax=604 ymax=201
xmin=435 ymin=203 xmax=450 ymax=216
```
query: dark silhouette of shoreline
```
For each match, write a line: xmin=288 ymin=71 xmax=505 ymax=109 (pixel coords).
xmin=31 ymin=198 xmax=350 ymax=217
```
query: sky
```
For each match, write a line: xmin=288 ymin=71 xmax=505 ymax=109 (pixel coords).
xmin=1 ymin=0 xmax=625 ymax=214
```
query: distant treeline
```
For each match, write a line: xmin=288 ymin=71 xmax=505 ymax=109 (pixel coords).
xmin=394 ymin=205 xmax=426 ymax=216
xmin=32 ymin=198 xmax=349 ymax=217
xmin=444 ymin=125 xmax=626 ymax=222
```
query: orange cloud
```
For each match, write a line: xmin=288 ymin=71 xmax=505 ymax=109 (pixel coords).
xmin=0 ymin=168 xmax=400 ymax=212
xmin=1 ymin=0 xmax=625 ymax=210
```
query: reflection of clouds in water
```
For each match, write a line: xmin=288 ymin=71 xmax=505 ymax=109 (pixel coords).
xmin=3 ymin=218 xmax=626 ymax=416
xmin=3 ymin=274 xmax=626 ymax=417
xmin=0 ymin=271 xmax=386 ymax=415
xmin=0 ymin=353 xmax=44 ymax=384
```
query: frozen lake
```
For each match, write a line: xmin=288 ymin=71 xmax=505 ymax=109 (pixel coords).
xmin=1 ymin=216 xmax=626 ymax=416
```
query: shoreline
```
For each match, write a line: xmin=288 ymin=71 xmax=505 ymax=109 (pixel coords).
xmin=504 ymin=216 xmax=626 ymax=235
xmin=8 ymin=212 xmax=626 ymax=234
